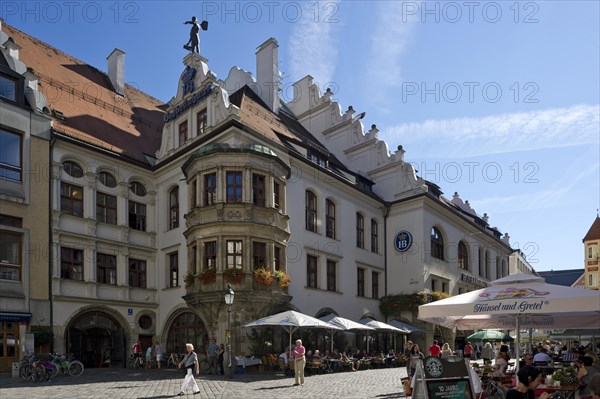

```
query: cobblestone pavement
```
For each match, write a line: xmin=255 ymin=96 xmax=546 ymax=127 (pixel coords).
xmin=0 ymin=366 xmax=410 ymax=399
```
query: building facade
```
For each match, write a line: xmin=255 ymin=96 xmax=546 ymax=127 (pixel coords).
xmin=583 ymin=216 xmax=600 ymax=290
xmin=0 ymin=23 xmax=515 ymax=370
xmin=0 ymin=23 xmax=51 ymax=370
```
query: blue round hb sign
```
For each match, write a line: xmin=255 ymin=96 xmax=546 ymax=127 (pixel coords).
xmin=394 ymin=231 xmax=412 ymax=252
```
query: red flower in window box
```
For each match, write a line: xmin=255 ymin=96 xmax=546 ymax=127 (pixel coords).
xmin=223 ymin=267 xmax=244 ymax=284
xmin=198 ymin=268 xmax=216 ymax=284
xmin=253 ymin=267 xmax=274 ymax=285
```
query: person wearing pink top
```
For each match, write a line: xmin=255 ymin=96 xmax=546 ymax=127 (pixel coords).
xmin=293 ymin=339 xmax=306 ymax=386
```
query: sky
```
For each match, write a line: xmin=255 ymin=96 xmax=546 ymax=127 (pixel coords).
xmin=2 ymin=1 xmax=599 ymax=272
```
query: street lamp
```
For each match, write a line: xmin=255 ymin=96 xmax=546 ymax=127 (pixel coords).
xmin=224 ymin=283 xmax=235 ymax=379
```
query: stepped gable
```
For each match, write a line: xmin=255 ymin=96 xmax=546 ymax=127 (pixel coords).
xmin=583 ymin=216 xmax=600 ymax=242
xmin=3 ymin=23 xmax=167 ymax=166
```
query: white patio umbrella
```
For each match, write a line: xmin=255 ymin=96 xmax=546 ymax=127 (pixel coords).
xmin=318 ymin=314 xmax=376 ymax=353
xmin=418 ymin=273 xmax=600 ymax=370
xmin=244 ymin=310 xmax=342 ymax=354
xmin=359 ymin=318 xmax=409 ymax=353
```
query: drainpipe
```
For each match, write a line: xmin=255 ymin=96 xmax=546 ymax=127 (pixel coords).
xmin=383 ymin=204 xmax=390 ymax=298
xmin=49 ymin=131 xmax=55 ymax=353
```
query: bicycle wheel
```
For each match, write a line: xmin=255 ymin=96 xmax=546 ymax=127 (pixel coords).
xmin=19 ymin=364 xmax=32 ymax=381
xmin=67 ymin=360 xmax=84 ymax=376
xmin=33 ymin=364 xmax=45 ymax=382
xmin=50 ymin=362 xmax=60 ymax=378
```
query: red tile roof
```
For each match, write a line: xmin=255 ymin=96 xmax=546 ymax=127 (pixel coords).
xmin=3 ymin=23 xmax=167 ymax=166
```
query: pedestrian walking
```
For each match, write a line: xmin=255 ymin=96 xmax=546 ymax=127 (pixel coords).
xmin=155 ymin=341 xmax=164 ymax=369
xmin=293 ymin=339 xmax=306 ymax=386
xmin=145 ymin=345 xmax=152 ymax=368
xmin=207 ymin=339 xmax=220 ymax=375
xmin=408 ymin=344 xmax=425 ymax=378
xmin=177 ymin=343 xmax=200 ymax=396
xmin=429 ymin=340 xmax=441 ymax=357
xmin=482 ymin=342 xmax=494 ymax=364
xmin=217 ymin=343 xmax=225 ymax=375
xmin=463 ymin=341 xmax=473 ymax=359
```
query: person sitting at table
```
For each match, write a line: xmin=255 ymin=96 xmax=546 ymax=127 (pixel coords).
xmin=386 ymin=349 xmax=396 ymax=367
xmin=312 ymin=350 xmax=321 ymax=360
xmin=562 ymin=348 xmax=579 ymax=363
xmin=505 ymin=365 xmax=550 ymax=399
xmin=492 ymin=351 xmax=509 ymax=377
xmin=330 ymin=349 xmax=342 ymax=371
xmin=534 ymin=347 xmax=552 ymax=364
xmin=279 ymin=350 xmax=289 ymax=368
xmin=341 ymin=351 xmax=356 ymax=371
xmin=520 ymin=353 xmax=534 ymax=368
xmin=578 ymin=356 xmax=600 ymax=399
xmin=305 ymin=350 xmax=313 ymax=361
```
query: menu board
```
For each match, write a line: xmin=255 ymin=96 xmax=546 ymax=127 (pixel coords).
xmin=426 ymin=378 xmax=473 ymax=399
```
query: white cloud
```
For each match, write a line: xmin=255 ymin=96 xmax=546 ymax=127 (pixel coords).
xmin=288 ymin=0 xmax=340 ymax=88
xmin=384 ymin=104 xmax=600 ymax=157
xmin=368 ymin=2 xmax=415 ymax=87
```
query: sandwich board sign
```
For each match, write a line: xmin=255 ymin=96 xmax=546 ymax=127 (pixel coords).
xmin=410 ymin=356 xmax=475 ymax=399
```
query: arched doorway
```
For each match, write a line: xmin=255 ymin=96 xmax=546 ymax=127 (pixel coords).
xmin=166 ymin=312 xmax=208 ymax=354
xmin=67 ymin=311 xmax=125 ymax=368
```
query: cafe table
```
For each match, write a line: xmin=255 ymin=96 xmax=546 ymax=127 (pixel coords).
xmin=534 ymin=383 xmax=579 ymax=399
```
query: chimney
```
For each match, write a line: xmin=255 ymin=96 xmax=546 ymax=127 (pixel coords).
xmin=107 ymin=48 xmax=125 ymax=96
xmin=255 ymin=38 xmax=279 ymax=113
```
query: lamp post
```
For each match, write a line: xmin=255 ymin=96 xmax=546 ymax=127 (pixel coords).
xmin=224 ymin=283 xmax=235 ymax=379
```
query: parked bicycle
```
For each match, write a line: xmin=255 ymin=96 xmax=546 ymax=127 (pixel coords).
xmin=127 ymin=353 xmax=145 ymax=368
xmin=165 ymin=352 xmax=183 ymax=369
xmin=50 ymin=353 xmax=84 ymax=377
xmin=19 ymin=355 xmax=45 ymax=382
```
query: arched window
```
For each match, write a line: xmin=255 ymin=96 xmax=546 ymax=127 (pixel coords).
xmin=326 ymin=199 xmax=335 ymax=239
xmin=485 ymin=250 xmax=490 ymax=279
xmin=496 ymin=256 xmax=501 ymax=279
xmin=306 ymin=191 xmax=317 ymax=232
xmin=130 ymin=181 xmax=147 ymax=197
xmin=169 ymin=187 xmax=179 ymax=229
xmin=98 ymin=171 xmax=117 ymax=187
xmin=431 ymin=227 xmax=444 ymax=260
xmin=458 ymin=241 xmax=468 ymax=270
xmin=166 ymin=312 xmax=207 ymax=353
xmin=63 ymin=160 xmax=84 ymax=178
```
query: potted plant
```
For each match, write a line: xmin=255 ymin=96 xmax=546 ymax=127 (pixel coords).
xmin=224 ymin=267 xmax=244 ymax=284
xmin=198 ymin=267 xmax=216 ymax=284
xmin=273 ymin=270 xmax=291 ymax=288
xmin=253 ymin=267 xmax=273 ymax=285
xmin=184 ymin=271 xmax=196 ymax=288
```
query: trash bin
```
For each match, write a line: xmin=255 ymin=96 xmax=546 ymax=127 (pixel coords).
xmin=12 ymin=362 xmax=20 ymax=378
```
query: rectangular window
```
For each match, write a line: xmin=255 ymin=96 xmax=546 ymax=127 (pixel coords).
xmin=305 ymin=191 xmax=317 ymax=232
xmin=0 ymin=75 xmax=17 ymax=102
xmin=204 ymin=241 xmax=216 ymax=270
xmin=357 ymin=268 xmax=365 ymax=297
xmin=61 ymin=183 xmax=83 ymax=217
xmin=371 ymin=219 xmax=378 ymax=253
xmin=307 ymin=255 xmax=318 ymax=288
xmin=274 ymin=246 xmax=282 ymax=271
xmin=0 ymin=231 xmax=21 ymax=281
xmin=128 ymin=201 xmax=146 ymax=231
xmin=252 ymin=242 xmax=266 ymax=269
xmin=97 ymin=192 xmax=117 ymax=224
xmin=226 ymin=240 xmax=243 ymax=269
xmin=61 ymin=247 xmax=83 ymax=281
xmin=169 ymin=252 xmax=178 ymax=288
xmin=326 ymin=260 xmax=336 ymax=292
xmin=252 ymin=174 xmax=266 ymax=207
xmin=190 ymin=180 xmax=197 ymax=208
xmin=97 ymin=253 xmax=117 ymax=285
xmin=196 ymin=110 xmax=207 ymax=136
xmin=326 ymin=200 xmax=336 ymax=239
xmin=226 ymin=171 xmax=242 ymax=204
xmin=372 ymin=271 xmax=379 ymax=299
xmin=129 ymin=258 xmax=146 ymax=288
xmin=204 ymin=173 xmax=216 ymax=206
xmin=442 ymin=281 xmax=448 ymax=293
xmin=356 ymin=213 xmax=364 ymax=249
xmin=0 ymin=130 xmax=22 ymax=181
xmin=273 ymin=181 xmax=281 ymax=210
xmin=191 ymin=245 xmax=197 ymax=270
xmin=178 ymin=121 xmax=188 ymax=145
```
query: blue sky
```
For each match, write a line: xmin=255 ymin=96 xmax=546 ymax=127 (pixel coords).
xmin=3 ymin=1 xmax=599 ymax=272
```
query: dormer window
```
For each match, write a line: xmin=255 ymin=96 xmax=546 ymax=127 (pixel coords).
xmin=307 ymin=151 xmax=328 ymax=168
xmin=0 ymin=74 xmax=17 ymax=102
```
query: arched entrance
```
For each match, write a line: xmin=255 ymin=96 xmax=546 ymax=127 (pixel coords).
xmin=166 ymin=312 xmax=208 ymax=354
xmin=67 ymin=311 xmax=126 ymax=368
